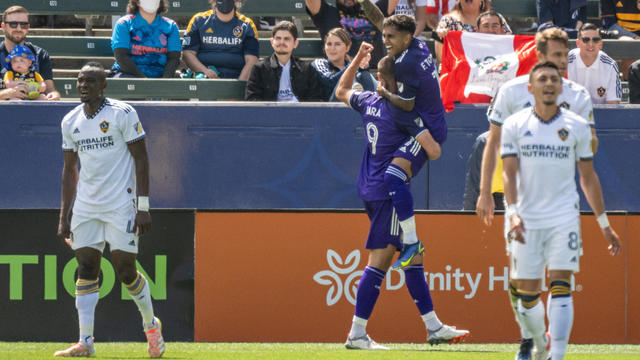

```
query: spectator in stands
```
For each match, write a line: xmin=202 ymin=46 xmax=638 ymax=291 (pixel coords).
xmin=245 ymin=21 xmax=322 ymax=102
xmin=0 ymin=5 xmax=60 ymax=101
xmin=629 ymin=59 xmax=640 ymax=104
xmin=600 ymin=0 xmax=640 ymax=40
xmin=536 ymin=0 xmax=586 ymax=38
xmin=476 ymin=10 xmax=507 ymax=35
xmin=568 ymin=23 xmax=621 ymax=104
xmin=182 ymin=0 xmax=259 ymax=80
xmin=312 ymin=28 xmax=377 ymax=101
xmin=305 ymin=0 xmax=394 ymax=68
xmin=433 ymin=0 xmax=511 ymax=61
xmin=3 ymin=44 xmax=47 ymax=100
xmin=463 ymin=131 xmax=504 ymax=210
xmin=600 ymin=0 xmax=640 ymax=81
xmin=110 ymin=0 xmax=181 ymax=78
xmin=426 ymin=0 xmax=456 ymax=30
xmin=379 ymin=0 xmax=429 ymax=36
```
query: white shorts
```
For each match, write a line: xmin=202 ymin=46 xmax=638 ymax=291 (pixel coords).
xmin=70 ymin=202 xmax=138 ymax=254
xmin=510 ymin=220 xmax=582 ymax=279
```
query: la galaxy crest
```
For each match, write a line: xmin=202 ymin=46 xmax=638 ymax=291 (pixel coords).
xmin=558 ymin=128 xmax=569 ymax=141
xmin=233 ymin=26 xmax=244 ymax=38
xmin=99 ymin=120 xmax=109 ymax=134
xmin=597 ymin=86 xmax=606 ymax=97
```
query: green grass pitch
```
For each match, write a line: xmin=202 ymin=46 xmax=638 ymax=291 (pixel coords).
xmin=0 ymin=343 xmax=639 ymax=359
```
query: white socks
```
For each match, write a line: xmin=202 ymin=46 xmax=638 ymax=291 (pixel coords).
xmin=547 ymin=294 xmax=574 ymax=360
xmin=400 ymin=216 xmax=418 ymax=244
xmin=509 ymin=287 xmax=533 ymax=339
xmin=125 ymin=272 xmax=155 ymax=327
xmin=518 ymin=300 xmax=547 ymax=351
xmin=76 ymin=291 xmax=98 ymax=344
xmin=421 ymin=311 xmax=443 ymax=332
xmin=349 ymin=316 xmax=367 ymax=339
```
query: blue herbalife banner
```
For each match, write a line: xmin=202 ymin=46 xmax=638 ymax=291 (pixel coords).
xmin=0 ymin=210 xmax=194 ymax=341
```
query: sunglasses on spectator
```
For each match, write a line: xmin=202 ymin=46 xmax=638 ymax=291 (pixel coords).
xmin=5 ymin=21 xmax=29 ymax=29
xmin=581 ymin=36 xmax=602 ymax=43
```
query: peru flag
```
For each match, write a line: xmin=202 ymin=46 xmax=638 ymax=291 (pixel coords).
xmin=439 ymin=31 xmax=538 ymax=112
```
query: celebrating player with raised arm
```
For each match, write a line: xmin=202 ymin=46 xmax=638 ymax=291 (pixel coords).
xmin=335 ymin=42 xmax=468 ymax=350
xmin=475 ymin=28 xmax=598 ymax=360
xmin=374 ymin=14 xmax=449 ymax=269
xmin=501 ymin=61 xmax=621 ymax=360
xmin=55 ymin=62 xmax=164 ymax=358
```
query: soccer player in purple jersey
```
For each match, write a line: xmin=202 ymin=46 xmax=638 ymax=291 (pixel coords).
xmin=378 ymin=14 xmax=448 ymax=269
xmin=335 ymin=42 xmax=469 ymax=350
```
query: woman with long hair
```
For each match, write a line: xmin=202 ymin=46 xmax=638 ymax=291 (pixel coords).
xmin=311 ymin=28 xmax=377 ymax=101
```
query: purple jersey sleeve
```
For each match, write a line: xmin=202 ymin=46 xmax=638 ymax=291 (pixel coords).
xmin=349 ymin=90 xmax=376 ymax=113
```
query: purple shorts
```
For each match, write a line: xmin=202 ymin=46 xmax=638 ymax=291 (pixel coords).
xmin=364 ymin=199 xmax=402 ymax=250
xmin=392 ymin=137 xmax=428 ymax=177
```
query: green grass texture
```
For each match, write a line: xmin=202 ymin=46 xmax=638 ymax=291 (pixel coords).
xmin=0 ymin=342 xmax=638 ymax=359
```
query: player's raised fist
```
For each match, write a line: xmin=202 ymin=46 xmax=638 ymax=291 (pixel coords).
xmin=357 ymin=42 xmax=374 ymax=57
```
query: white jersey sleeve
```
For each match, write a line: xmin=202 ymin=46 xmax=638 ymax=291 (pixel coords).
xmin=487 ymin=84 xmax=511 ymax=126
xmin=605 ymin=59 xmax=622 ymax=102
xmin=118 ymin=105 xmax=146 ymax=144
xmin=500 ymin=114 xmax=519 ymax=158
xmin=572 ymin=85 xmax=595 ymax=127
xmin=61 ymin=121 xmax=77 ymax=152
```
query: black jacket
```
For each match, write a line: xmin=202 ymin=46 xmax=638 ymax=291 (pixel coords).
xmin=245 ymin=54 xmax=323 ymax=101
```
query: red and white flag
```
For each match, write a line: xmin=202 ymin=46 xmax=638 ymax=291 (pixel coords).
xmin=439 ymin=31 xmax=538 ymax=112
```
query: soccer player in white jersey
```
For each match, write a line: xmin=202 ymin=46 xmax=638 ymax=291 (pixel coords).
xmin=55 ymin=62 xmax=164 ymax=358
xmin=568 ymin=23 xmax=621 ymax=104
xmin=475 ymin=27 xmax=597 ymax=360
xmin=501 ymin=61 xmax=622 ymax=360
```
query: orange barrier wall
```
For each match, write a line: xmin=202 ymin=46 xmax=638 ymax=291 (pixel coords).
xmin=194 ymin=212 xmax=635 ymax=344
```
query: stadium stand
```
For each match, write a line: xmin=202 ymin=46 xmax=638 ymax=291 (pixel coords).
xmin=2 ymin=0 xmax=634 ymax=100
xmin=0 ymin=35 xmax=630 ymax=100
xmin=491 ymin=0 xmax=600 ymax=18
xmin=8 ymin=0 xmax=313 ymax=16
xmin=12 ymin=0 xmax=597 ymax=18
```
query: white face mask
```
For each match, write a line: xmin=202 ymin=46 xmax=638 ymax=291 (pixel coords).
xmin=139 ymin=0 xmax=160 ymax=13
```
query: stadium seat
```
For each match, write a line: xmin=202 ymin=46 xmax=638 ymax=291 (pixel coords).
xmin=492 ymin=0 xmax=600 ymax=18
xmin=4 ymin=35 xmax=634 ymax=60
xmin=54 ymin=78 xmax=247 ymax=100
xmin=13 ymin=0 xmax=319 ymax=17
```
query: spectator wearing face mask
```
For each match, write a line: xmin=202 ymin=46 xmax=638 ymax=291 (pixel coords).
xmin=110 ymin=0 xmax=182 ymax=78
xmin=182 ymin=0 xmax=259 ymax=80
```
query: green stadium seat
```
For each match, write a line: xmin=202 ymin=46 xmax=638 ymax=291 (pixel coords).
xmin=4 ymin=35 xmax=635 ymax=60
xmin=492 ymin=0 xmax=600 ymax=18
xmin=54 ymin=78 xmax=247 ymax=100
xmin=0 ymin=35 xmax=324 ymax=58
xmin=9 ymin=0 xmax=315 ymax=17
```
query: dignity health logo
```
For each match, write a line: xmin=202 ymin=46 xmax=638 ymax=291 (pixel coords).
xmin=313 ymin=250 xmax=363 ymax=306
xmin=314 ymin=250 xmax=516 ymax=306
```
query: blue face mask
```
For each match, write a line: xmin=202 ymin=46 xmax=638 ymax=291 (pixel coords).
xmin=216 ymin=0 xmax=235 ymax=14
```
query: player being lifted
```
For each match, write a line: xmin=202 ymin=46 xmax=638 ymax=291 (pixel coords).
xmin=335 ymin=42 xmax=469 ymax=350
xmin=357 ymin=7 xmax=449 ymax=270
xmin=501 ymin=61 xmax=621 ymax=360
xmin=476 ymin=28 xmax=597 ymax=360
xmin=55 ymin=62 xmax=165 ymax=358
